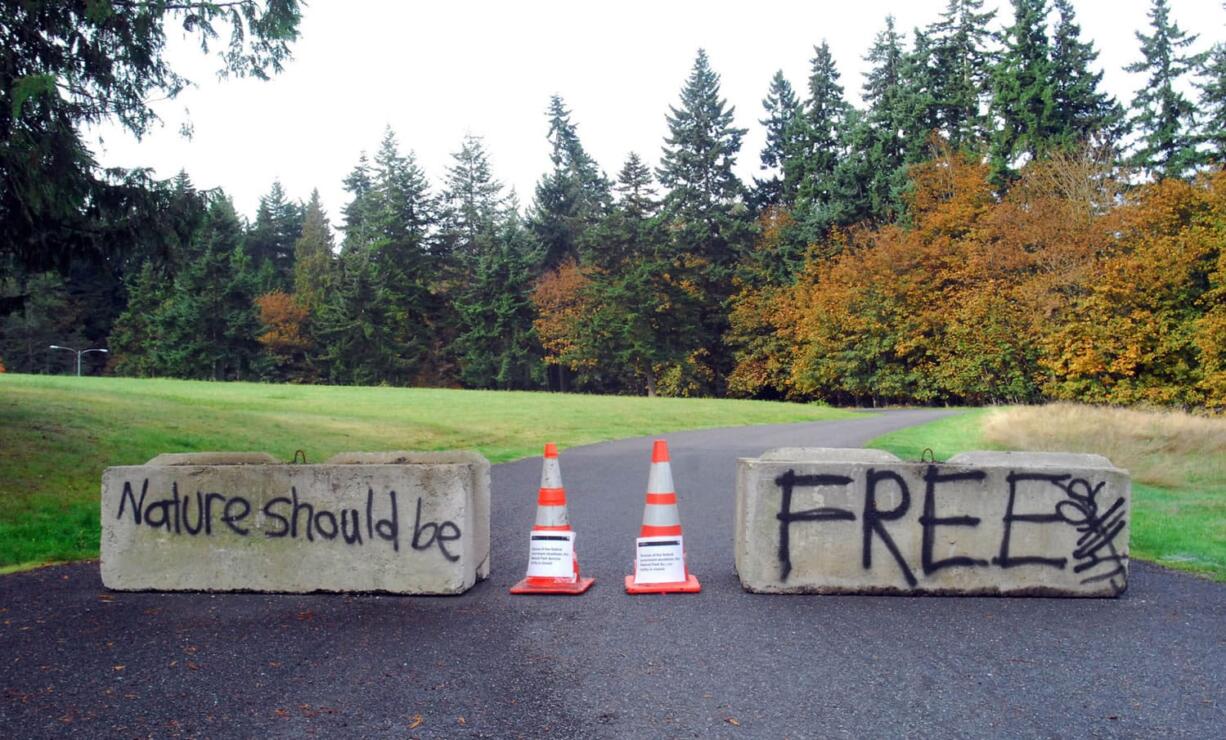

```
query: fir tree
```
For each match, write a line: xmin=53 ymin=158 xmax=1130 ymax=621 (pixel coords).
xmin=366 ymin=128 xmax=437 ymax=381
xmin=990 ymin=0 xmax=1057 ymax=187
xmin=156 ymin=196 xmax=261 ymax=381
xmin=452 ymin=200 xmax=543 ymax=390
xmin=439 ymin=134 xmax=503 ymax=268
xmin=928 ymin=0 xmax=996 ymax=149
xmin=860 ymin=16 xmax=910 ymax=222
xmin=657 ymin=49 xmax=750 ymax=393
xmin=108 ymin=261 xmax=168 ymax=376
xmin=292 ymin=189 xmax=335 ymax=316
xmin=790 ymin=41 xmax=851 ymax=238
xmin=340 ymin=153 xmax=376 ymax=254
xmin=755 ymin=71 xmax=802 ymax=207
xmin=315 ymin=248 xmax=407 ymax=386
xmin=898 ymin=29 xmax=941 ymax=165
xmin=1049 ymin=0 xmax=1124 ymax=151
xmin=1125 ymin=0 xmax=1207 ymax=179
xmin=246 ymin=180 xmax=304 ymax=291
xmin=1199 ymin=41 xmax=1226 ymax=160
xmin=530 ymin=96 xmax=611 ymax=268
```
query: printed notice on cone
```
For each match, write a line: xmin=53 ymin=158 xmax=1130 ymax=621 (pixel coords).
xmin=526 ymin=532 xmax=575 ymax=579
xmin=634 ymin=536 xmax=686 ymax=584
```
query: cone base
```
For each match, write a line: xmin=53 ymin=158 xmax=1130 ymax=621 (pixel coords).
xmin=624 ymin=573 xmax=702 ymax=594
xmin=510 ymin=576 xmax=595 ymax=595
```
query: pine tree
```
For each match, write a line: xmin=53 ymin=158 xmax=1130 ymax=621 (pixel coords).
xmin=530 ymin=96 xmax=611 ymax=268
xmin=292 ymin=189 xmax=335 ymax=316
xmin=246 ymin=181 xmax=304 ymax=291
xmin=1199 ymin=41 xmax=1226 ymax=160
xmin=928 ymin=0 xmax=996 ymax=149
xmin=755 ymin=71 xmax=802 ymax=208
xmin=1049 ymin=0 xmax=1124 ymax=151
xmin=990 ymin=0 xmax=1057 ymax=187
xmin=1126 ymin=0 xmax=1207 ymax=179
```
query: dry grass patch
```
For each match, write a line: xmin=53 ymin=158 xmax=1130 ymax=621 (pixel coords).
xmin=981 ymin=403 xmax=1225 ymax=488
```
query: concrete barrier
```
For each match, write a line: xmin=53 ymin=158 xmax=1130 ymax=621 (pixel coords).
xmin=735 ymin=448 xmax=1130 ymax=596
xmin=101 ymin=451 xmax=490 ymax=595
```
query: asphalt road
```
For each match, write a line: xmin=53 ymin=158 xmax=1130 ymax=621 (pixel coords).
xmin=2 ymin=409 xmax=1223 ymax=738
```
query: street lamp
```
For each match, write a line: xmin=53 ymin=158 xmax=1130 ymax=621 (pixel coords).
xmin=48 ymin=345 xmax=108 ymax=377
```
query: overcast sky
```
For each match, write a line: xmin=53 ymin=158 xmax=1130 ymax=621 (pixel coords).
xmin=88 ymin=0 xmax=1225 ymax=228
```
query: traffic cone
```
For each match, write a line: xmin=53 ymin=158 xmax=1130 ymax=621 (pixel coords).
xmin=625 ymin=439 xmax=701 ymax=594
xmin=510 ymin=443 xmax=595 ymax=595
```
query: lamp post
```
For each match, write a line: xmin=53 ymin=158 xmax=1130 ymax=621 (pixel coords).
xmin=48 ymin=345 xmax=108 ymax=377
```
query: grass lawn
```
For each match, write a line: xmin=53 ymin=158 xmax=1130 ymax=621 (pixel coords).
xmin=0 ymin=374 xmax=854 ymax=569
xmin=869 ymin=408 xmax=1226 ymax=581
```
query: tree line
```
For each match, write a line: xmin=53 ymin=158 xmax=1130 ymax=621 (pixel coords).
xmin=1 ymin=0 xmax=1223 ymax=407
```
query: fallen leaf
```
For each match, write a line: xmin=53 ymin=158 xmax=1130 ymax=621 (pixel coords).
xmin=183 ymin=645 xmax=198 ymax=655
xmin=112 ymin=665 xmax=125 ymax=672
xmin=296 ymin=610 xmax=314 ymax=621
xmin=408 ymin=714 xmax=423 ymax=730
xmin=97 ymin=594 xmax=114 ymax=602
xmin=458 ymin=716 xmax=466 ymax=726
xmin=186 ymin=661 xmax=199 ymax=671
xmin=274 ymin=708 xmax=289 ymax=719
xmin=725 ymin=717 xmax=741 ymax=727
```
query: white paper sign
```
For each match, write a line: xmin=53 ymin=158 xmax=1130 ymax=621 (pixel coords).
xmin=634 ymin=535 xmax=686 ymax=584
xmin=526 ymin=531 xmax=576 ymax=579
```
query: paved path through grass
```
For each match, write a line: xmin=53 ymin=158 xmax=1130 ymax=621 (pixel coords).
xmin=2 ymin=410 xmax=1222 ymax=737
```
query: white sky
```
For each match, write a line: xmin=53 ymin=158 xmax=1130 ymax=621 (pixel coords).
xmin=88 ymin=0 xmax=1225 ymax=228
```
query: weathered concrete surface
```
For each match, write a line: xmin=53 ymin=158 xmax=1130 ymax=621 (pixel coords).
xmin=736 ymin=448 xmax=1130 ymax=596
xmin=101 ymin=451 xmax=490 ymax=594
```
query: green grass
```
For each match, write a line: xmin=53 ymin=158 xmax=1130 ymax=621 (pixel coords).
xmin=0 ymin=373 xmax=855 ymax=568
xmin=869 ymin=409 xmax=1226 ymax=581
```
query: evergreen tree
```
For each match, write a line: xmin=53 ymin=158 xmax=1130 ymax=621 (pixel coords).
xmin=362 ymin=128 xmax=437 ymax=382
xmin=292 ymin=189 xmax=335 ymax=316
xmin=109 ymin=261 xmax=169 ymax=377
xmin=339 ymin=153 xmax=376 ymax=254
xmin=246 ymin=180 xmax=304 ymax=291
xmin=452 ymin=200 xmax=543 ymax=390
xmin=897 ymin=29 xmax=941 ymax=165
xmin=0 ymin=271 xmax=87 ymax=374
xmin=315 ymin=248 xmax=406 ymax=386
xmin=1049 ymin=0 xmax=1124 ymax=151
xmin=790 ymin=41 xmax=851 ymax=238
xmin=928 ymin=0 xmax=996 ymax=150
xmin=754 ymin=71 xmax=802 ymax=208
xmin=990 ymin=0 xmax=1057 ymax=187
xmin=658 ymin=49 xmax=750 ymax=393
xmin=156 ymin=196 xmax=261 ymax=380
xmin=439 ymin=134 xmax=503 ymax=269
xmin=530 ymin=96 xmax=611 ymax=268
xmin=860 ymin=16 xmax=910 ymax=222
xmin=1125 ymin=0 xmax=1207 ymax=179
xmin=1199 ymin=41 xmax=1226 ymax=160
xmin=590 ymin=152 xmax=660 ymax=271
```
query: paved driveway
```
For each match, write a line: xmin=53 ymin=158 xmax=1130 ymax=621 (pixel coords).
xmin=2 ymin=410 xmax=1222 ymax=737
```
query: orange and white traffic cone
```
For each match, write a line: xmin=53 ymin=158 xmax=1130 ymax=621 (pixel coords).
xmin=510 ymin=442 xmax=595 ymax=595
xmin=625 ymin=439 xmax=701 ymax=594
